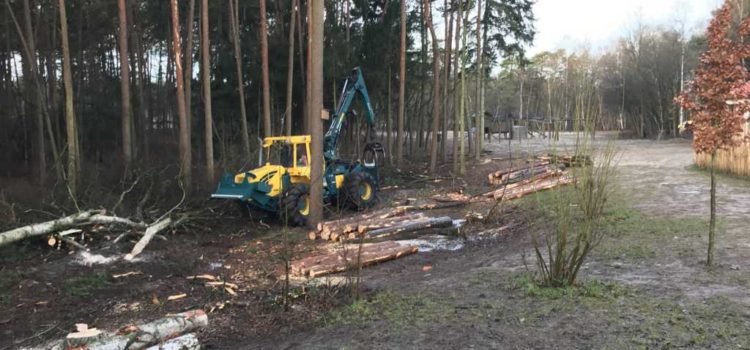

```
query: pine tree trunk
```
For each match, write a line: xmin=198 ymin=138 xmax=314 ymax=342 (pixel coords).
xmin=441 ymin=0 xmax=452 ymax=163
xmin=475 ymin=0 xmax=483 ymax=160
xmin=184 ymin=0 xmax=195 ymax=143
xmin=707 ymin=151 xmax=717 ymax=266
xmin=59 ymin=0 xmax=78 ymax=196
xmin=452 ymin=6 xmax=461 ymax=174
xmin=229 ymin=0 xmax=250 ymax=157
xmin=118 ymin=0 xmax=132 ymax=169
xmin=170 ymin=0 xmax=191 ymax=185
xmin=308 ymin=0 xmax=324 ymax=226
xmin=424 ymin=0 xmax=440 ymax=174
xmin=284 ymin=0 xmax=297 ymax=136
xmin=397 ymin=0 xmax=406 ymax=165
xmin=201 ymin=0 xmax=214 ymax=183
xmin=458 ymin=0 xmax=466 ymax=175
xmin=259 ymin=0 xmax=272 ymax=138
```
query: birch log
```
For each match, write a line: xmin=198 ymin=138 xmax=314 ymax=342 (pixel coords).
xmin=26 ymin=310 xmax=207 ymax=350
xmin=145 ymin=333 xmax=201 ymax=350
xmin=0 ymin=210 xmax=101 ymax=247
xmin=125 ymin=217 xmax=173 ymax=260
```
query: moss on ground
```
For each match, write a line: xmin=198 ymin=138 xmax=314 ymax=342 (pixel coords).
xmin=63 ymin=273 xmax=109 ymax=298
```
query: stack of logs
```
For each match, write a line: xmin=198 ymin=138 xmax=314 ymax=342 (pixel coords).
xmin=308 ymin=202 xmax=463 ymax=242
xmin=484 ymin=159 xmax=576 ymax=200
xmin=292 ymin=241 xmax=419 ymax=277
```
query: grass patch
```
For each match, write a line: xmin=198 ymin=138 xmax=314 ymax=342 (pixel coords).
xmin=511 ymin=273 xmax=628 ymax=300
xmin=64 ymin=273 xmax=109 ymax=298
xmin=321 ymin=291 xmax=447 ymax=329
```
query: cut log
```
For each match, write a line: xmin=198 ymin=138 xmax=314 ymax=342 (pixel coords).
xmin=291 ymin=241 xmax=418 ymax=277
xmin=0 ymin=210 xmax=101 ymax=247
xmin=125 ymin=217 xmax=173 ymax=260
xmin=29 ymin=310 xmax=208 ymax=350
xmin=307 ymin=230 xmax=319 ymax=240
xmin=356 ymin=213 xmax=426 ymax=234
xmin=431 ymin=192 xmax=471 ymax=203
xmin=366 ymin=216 xmax=454 ymax=238
xmin=488 ymin=164 xmax=561 ymax=186
xmin=489 ymin=176 xmax=576 ymax=201
xmin=483 ymin=170 xmax=563 ymax=198
xmin=145 ymin=333 xmax=200 ymax=350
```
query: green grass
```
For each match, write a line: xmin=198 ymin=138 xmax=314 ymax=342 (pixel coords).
xmin=321 ymin=291 xmax=448 ymax=329
xmin=510 ymin=273 xmax=629 ymax=300
xmin=64 ymin=273 xmax=109 ymax=298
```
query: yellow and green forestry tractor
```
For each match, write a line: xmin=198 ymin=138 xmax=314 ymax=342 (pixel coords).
xmin=211 ymin=67 xmax=385 ymax=226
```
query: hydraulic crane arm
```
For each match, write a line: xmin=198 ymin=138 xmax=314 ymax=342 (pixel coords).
xmin=324 ymin=67 xmax=376 ymax=161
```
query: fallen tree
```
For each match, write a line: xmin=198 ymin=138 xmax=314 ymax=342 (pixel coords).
xmin=0 ymin=209 xmax=181 ymax=260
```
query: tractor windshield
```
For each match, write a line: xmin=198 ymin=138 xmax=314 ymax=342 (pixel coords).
xmin=266 ymin=142 xmax=293 ymax=167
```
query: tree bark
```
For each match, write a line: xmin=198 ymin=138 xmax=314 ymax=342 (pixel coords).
xmin=308 ymin=0 xmax=325 ymax=227
xmin=0 ymin=210 xmax=100 ymax=247
xmin=424 ymin=0 xmax=441 ymax=174
xmin=475 ymin=0 xmax=483 ymax=160
xmin=201 ymin=0 xmax=214 ymax=183
xmin=118 ymin=0 xmax=133 ymax=168
xmin=259 ymin=0 xmax=272 ymax=137
xmin=441 ymin=0 xmax=452 ymax=163
xmin=397 ymin=0 xmax=407 ymax=165
xmin=228 ymin=0 xmax=250 ymax=157
xmin=125 ymin=217 xmax=173 ymax=260
xmin=707 ymin=151 xmax=716 ymax=266
xmin=184 ymin=0 xmax=195 ymax=144
xmin=452 ymin=5 xmax=461 ymax=174
xmin=458 ymin=0 xmax=466 ymax=175
xmin=170 ymin=0 xmax=191 ymax=185
xmin=284 ymin=0 xmax=297 ymax=136
xmin=59 ymin=0 xmax=79 ymax=196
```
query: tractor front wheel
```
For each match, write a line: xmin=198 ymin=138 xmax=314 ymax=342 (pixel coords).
xmin=343 ymin=172 xmax=378 ymax=210
xmin=279 ymin=184 xmax=310 ymax=227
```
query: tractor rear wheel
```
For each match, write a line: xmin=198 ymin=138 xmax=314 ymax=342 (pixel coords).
xmin=343 ymin=172 xmax=378 ymax=210
xmin=279 ymin=184 xmax=310 ymax=227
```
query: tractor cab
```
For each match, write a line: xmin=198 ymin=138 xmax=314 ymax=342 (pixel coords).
xmin=212 ymin=136 xmax=311 ymax=214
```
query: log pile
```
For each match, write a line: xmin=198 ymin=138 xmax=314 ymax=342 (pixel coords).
xmin=309 ymin=202 xmax=466 ymax=241
xmin=487 ymin=162 xmax=562 ymax=186
xmin=484 ymin=160 xmax=577 ymax=201
xmin=291 ymin=241 xmax=418 ymax=277
xmin=537 ymin=153 xmax=593 ymax=167
xmin=23 ymin=310 xmax=207 ymax=350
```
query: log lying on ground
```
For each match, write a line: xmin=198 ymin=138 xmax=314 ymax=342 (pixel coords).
xmin=483 ymin=170 xmax=564 ymax=198
xmin=488 ymin=164 xmax=561 ymax=186
xmin=26 ymin=310 xmax=208 ymax=350
xmin=291 ymin=241 xmax=418 ymax=277
xmin=145 ymin=333 xmax=200 ymax=350
xmin=125 ymin=217 xmax=173 ymax=260
xmin=431 ymin=192 xmax=471 ymax=203
xmin=486 ymin=175 xmax=576 ymax=201
xmin=538 ymin=153 xmax=592 ymax=167
xmin=0 ymin=210 xmax=102 ymax=247
xmin=366 ymin=216 xmax=454 ymax=238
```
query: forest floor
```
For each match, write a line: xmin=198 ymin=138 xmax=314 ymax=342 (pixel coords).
xmin=2 ymin=133 xmax=750 ymax=349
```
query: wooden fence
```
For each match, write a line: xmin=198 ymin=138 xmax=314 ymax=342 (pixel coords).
xmin=694 ymin=121 xmax=750 ymax=176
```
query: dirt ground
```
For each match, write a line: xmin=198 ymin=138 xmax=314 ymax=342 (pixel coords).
xmin=2 ymin=133 xmax=750 ymax=349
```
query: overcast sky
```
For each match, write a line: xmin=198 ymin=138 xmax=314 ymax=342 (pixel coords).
xmin=528 ymin=0 xmax=723 ymax=55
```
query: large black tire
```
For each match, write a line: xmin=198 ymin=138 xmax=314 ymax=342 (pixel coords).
xmin=343 ymin=172 xmax=378 ymax=210
xmin=279 ymin=184 xmax=310 ymax=227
